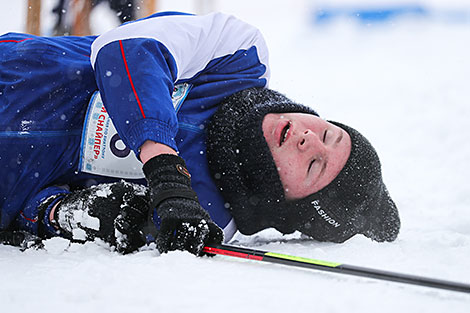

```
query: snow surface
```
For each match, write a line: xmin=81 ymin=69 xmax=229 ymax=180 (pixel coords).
xmin=1 ymin=1 xmax=470 ymax=312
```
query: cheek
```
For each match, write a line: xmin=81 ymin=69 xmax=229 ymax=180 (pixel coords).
xmin=272 ymin=151 xmax=292 ymax=172
xmin=269 ymin=144 xmax=302 ymax=182
xmin=273 ymin=153 xmax=298 ymax=182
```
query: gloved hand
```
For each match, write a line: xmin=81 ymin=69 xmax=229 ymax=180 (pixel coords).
xmin=0 ymin=230 xmax=43 ymax=251
xmin=143 ymin=154 xmax=224 ymax=255
xmin=42 ymin=181 xmax=149 ymax=254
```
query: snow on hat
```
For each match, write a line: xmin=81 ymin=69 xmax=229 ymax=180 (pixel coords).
xmin=206 ymin=87 xmax=400 ymax=242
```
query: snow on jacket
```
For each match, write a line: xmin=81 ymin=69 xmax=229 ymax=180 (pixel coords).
xmin=0 ymin=12 xmax=269 ymax=242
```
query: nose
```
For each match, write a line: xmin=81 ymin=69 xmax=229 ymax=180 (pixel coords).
xmin=298 ymin=129 xmax=324 ymax=153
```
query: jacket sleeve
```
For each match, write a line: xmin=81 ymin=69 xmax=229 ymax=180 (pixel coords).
xmin=90 ymin=12 xmax=270 ymax=156
xmin=15 ymin=186 xmax=70 ymax=238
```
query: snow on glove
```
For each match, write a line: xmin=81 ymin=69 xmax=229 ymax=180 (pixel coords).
xmin=143 ymin=154 xmax=224 ymax=256
xmin=0 ymin=230 xmax=44 ymax=251
xmin=43 ymin=181 xmax=149 ymax=254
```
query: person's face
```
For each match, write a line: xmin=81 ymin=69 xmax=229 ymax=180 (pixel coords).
xmin=262 ymin=113 xmax=351 ymax=200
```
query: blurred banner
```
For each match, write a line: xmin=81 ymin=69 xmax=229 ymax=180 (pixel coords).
xmin=310 ymin=0 xmax=470 ymax=24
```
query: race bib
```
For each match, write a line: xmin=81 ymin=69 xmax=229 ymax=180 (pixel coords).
xmin=79 ymin=83 xmax=191 ymax=178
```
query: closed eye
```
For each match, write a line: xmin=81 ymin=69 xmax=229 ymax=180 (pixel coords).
xmin=322 ymin=130 xmax=327 ymax=142
xmin=308 ymin=159 xmax=315 ymax=172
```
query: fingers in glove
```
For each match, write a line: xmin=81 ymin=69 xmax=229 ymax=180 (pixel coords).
xmin=113 ymin=195 xmax=149 ymax=254
xmin=197 ymin=221 xmax=224 ymax=257
xmin=0 ymin=231 xmax=44 ymax=251
xmin=173 ymin=220 xmax=210 ymax=255
xmin=157 ymin=219 xmax=223 ymax=256
xmin=156 ymin=219 xmax=210 ymax=255
xmin=155 ymin=219 xmax=180 ymax=254
xmin=114 ymin=217 xmax=146 ymax=254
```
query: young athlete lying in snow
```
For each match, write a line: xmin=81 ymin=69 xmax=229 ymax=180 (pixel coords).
xmin=0 ymin=12 xmax=400 ymax=254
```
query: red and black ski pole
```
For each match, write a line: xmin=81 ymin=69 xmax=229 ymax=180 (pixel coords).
xmin=203 ymin=244 xmax=470 ymax=294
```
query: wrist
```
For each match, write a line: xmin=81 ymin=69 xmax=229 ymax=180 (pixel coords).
xmin=140 ymin=141 xmax=177 ymax=164
xmin=49 ymin=201 xmax=62 ymax=230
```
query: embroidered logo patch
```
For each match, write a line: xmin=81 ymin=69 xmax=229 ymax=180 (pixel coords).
xmin=176 ymin=164 xmax=191 ymax=178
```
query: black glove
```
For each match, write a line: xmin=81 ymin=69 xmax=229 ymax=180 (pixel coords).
xmin=143 ymin=154 xmax=224 ymax=255
xmin=43 ymin=181 xmax=149 ymax=254
xmin=0 ymin=230 xmax=44 ymax=251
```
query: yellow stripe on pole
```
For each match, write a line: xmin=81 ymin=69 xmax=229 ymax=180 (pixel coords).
xmin=265 ymin=252 xmax=341 ymax=268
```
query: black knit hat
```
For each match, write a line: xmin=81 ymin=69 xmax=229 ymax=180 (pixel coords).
xmin=206 ymin=88 xmax=400 ymax=242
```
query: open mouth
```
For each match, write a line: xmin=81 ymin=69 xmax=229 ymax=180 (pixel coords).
xmin=279 ymin=121 xmax=291 ymax=146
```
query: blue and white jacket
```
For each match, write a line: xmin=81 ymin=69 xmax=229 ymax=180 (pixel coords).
xmin=0 ymin=12 xmax=269 ymax=242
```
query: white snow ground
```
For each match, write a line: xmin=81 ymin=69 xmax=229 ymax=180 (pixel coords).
xmin=1 ymin=1 xmax=470 ymax=312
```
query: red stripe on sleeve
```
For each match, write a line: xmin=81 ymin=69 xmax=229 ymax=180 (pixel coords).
xmin=20 ymin=211 xmax=38 ymax=223
xmin=0 ymin=38 xmax=33 ymax=43
xmin=119 ymin=40 xmax=146 ymax=119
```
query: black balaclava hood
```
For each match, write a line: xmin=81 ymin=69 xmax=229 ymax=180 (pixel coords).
xmin=206 ymin=88 xmax=400 ymax=242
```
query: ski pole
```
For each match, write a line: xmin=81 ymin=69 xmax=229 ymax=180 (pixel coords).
xmin=203 ymin=244 xmax=470 ymax=294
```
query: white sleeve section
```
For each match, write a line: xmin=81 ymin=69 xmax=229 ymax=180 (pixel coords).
xmin=222 ymin=218 xmax=238 ymax=243
xmin=91 ymin=12 xmax=270 ymax=83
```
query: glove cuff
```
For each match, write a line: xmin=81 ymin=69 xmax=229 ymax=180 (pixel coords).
xmin=143 ymin=154 xmax=191 ymax=181
xmin=142 ymin=153 xmax=194 ymax=199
